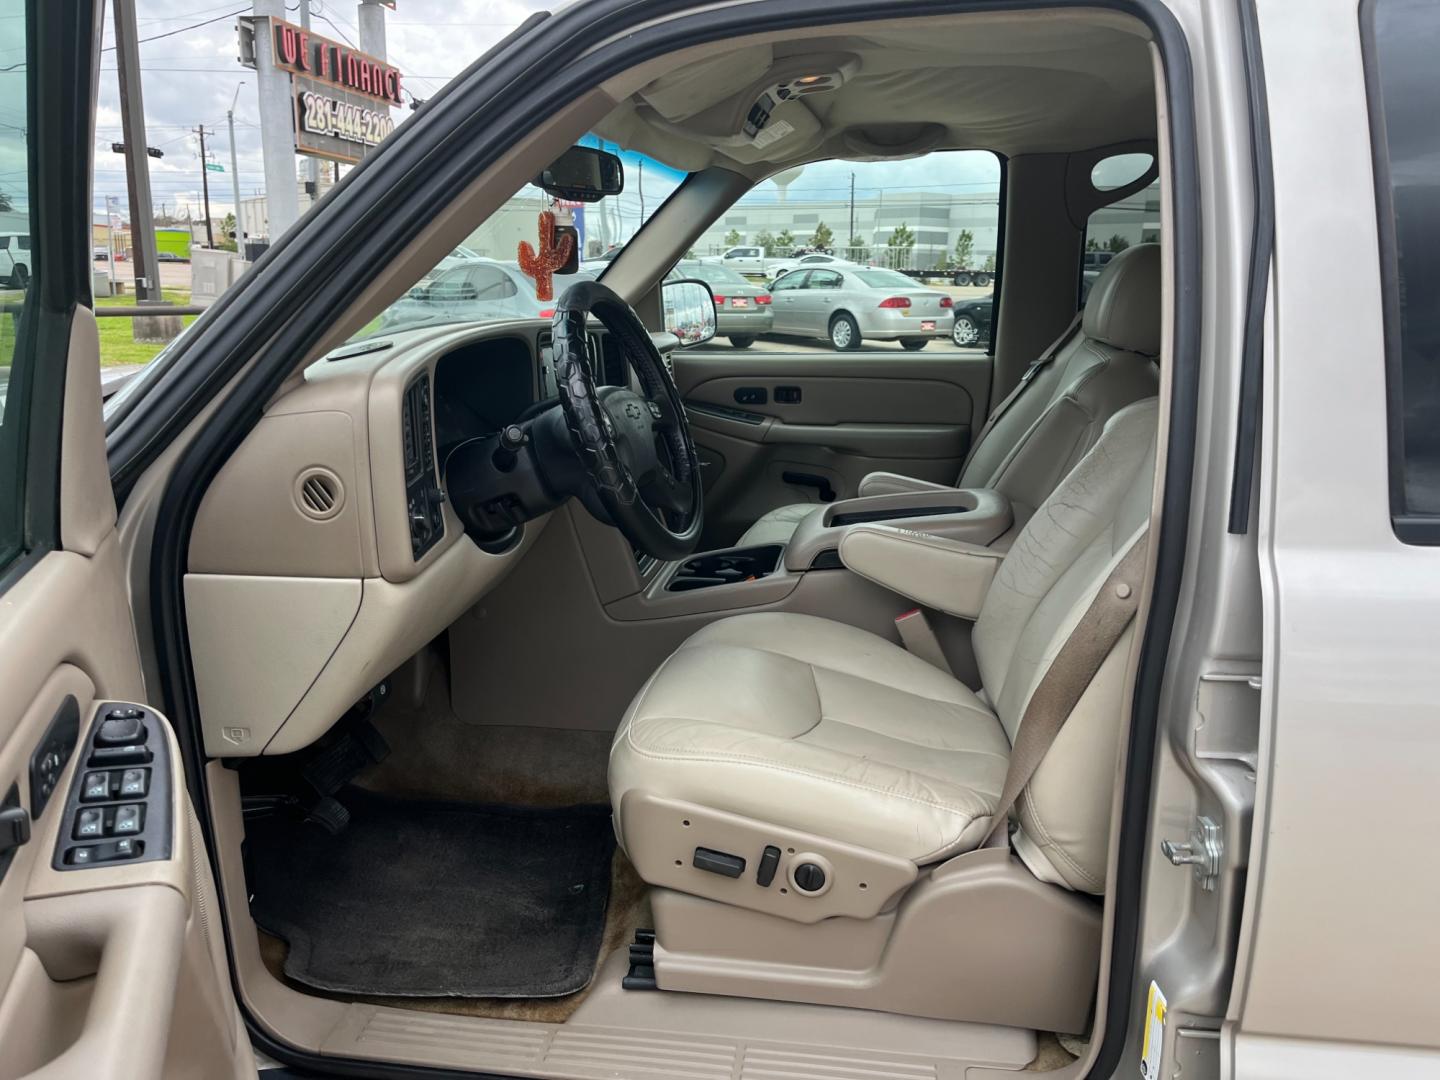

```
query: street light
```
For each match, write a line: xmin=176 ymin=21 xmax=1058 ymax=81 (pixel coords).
xmin=227 ymin=81 xmax=245 ymax=252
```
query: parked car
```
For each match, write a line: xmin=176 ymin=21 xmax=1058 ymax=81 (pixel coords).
xmin=764 ymin=251 xmax=861 ymax=280
xmin=425 ymin=243 xmax=486 ymax=278
xmin=768 ymin=266 xmax=953 ymax=349
xmin=378 ymin=258 xmax=595 ymax=331
xmin=581 ymin=247 xmax=623 ymax=273
xmin=0 ymin=232 xmax=31 ymax=287
xmin=92 ymin=246 xmax=107 ymax=261
xmin=155 ymin=251 xmax=186 ymax=263
xmin=951 ymin=292 xmax=993 ymax=347
xmin=701 ymin=244 xmax=775 ymax=275
xmin=669 ymin=260 xmax=772 ymax=346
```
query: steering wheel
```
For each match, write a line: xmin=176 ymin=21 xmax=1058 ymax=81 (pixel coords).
xmin=549 ymin=280 xmax=703 ymax=560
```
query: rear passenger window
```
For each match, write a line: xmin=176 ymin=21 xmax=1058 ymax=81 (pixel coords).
xmin=1364 ymin=0 xmax=1440 ymax=535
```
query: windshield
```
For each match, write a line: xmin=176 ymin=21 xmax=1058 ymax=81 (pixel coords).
xmin=352 ymin=143 xmax=686 ymax=341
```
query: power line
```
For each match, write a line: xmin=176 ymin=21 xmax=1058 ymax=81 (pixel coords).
xmin=101 ymin=8 xmax=246 ymax=51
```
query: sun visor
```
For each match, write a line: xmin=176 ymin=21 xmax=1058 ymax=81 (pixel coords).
xmin=637 ymin=45 xmax=776 ymax=121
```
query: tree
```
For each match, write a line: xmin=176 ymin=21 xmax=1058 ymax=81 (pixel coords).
xmin=847 ymin=234 xmax=865 ymax=259
xmin=0 ymin=192 xmax=13 ymax=212
xmin=886 ymin=222 xmax=915 ymax=269
xmin=982 ymin=253 xmax=996 ymax=273
xmin=215 ymin=212 xmax=239 ymax=252
xmin=775 ymin=229 xmax=794 ymax=253
xmin=754 ymin=229 xmax=776 ymax=256
xmin=1085 ymin=236 xmax=1101 ymax=252
xmin=810 ymin=220 xmax=833 ymax=251
xmin=724 ymin=228 xmax=743 ymax=247
xmin=1105 ymin=234 xmax=1131 ymax=253
xmin=953 ymin=228 xmax=974 ymax=270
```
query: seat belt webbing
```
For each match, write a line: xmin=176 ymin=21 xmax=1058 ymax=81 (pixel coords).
xmin=963 ymin=311 xmax=1084 ymax=475
xmin=983 ymin=530 xmax=1149 ymax=846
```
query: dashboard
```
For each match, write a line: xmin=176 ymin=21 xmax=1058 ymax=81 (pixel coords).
xmin=184 ymin=318 xmax=634 ymax=761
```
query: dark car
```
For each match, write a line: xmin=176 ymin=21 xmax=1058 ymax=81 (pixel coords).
xmin=951 ymin=292 xmax=993 ymax=347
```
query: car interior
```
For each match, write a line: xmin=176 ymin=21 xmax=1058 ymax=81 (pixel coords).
xmin=5 ymin=7 xmax=1182 ymax=1078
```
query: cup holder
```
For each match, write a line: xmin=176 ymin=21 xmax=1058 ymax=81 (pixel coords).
xmin=667 ymin=545 xmax=785 ymax=592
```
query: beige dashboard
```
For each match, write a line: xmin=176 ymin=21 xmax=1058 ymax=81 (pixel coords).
xmin=184 ymin=320 xmax=560 ymax=758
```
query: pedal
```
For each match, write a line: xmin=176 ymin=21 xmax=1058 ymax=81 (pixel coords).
xmin=241 ymin=794 xmax=300 ymax=819
xmin=622 ymin=928 xmax=657 ymax=990
xmin=303 ymin=795 xmax=351 ymax=836
xmin=302 ymin=713 xmax=390 ymax=797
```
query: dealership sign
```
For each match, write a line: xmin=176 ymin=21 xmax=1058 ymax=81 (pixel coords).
xmin=270 ymin=17 xmax=403 ymax=105
xmin=242 ymin=17 xmax=402 ymax=165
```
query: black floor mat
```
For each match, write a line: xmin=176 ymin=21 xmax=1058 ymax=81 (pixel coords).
xmin=246 ymin=789 xmax=615 ymax=998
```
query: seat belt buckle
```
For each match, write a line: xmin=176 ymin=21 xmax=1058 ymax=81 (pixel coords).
xmin=894 ymin=609 xmax=952 ymax=674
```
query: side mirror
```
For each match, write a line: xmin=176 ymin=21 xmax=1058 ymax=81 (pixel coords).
xmin=535 ymin=145 xmax=624 ymax=203
xmin=661 ymin=279 xmax=717 ymax=348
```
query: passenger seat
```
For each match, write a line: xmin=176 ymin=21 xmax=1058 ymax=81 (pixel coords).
xmin=736 ymin=242 xmax=1162 ymax=546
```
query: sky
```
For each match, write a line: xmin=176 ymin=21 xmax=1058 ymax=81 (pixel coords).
xmin=95 ymin=1 xmax=553 ymax=222
xmin=89 ymin=1 xmax=1035 ymax=231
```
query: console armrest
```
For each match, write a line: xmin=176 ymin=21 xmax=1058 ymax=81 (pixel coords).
xmin=838 ymin=524 xmax=1004 ymax=619
xmin=857 ymin=471 xmax=955 ymax=498
xmin=784 ymin=487 xmax=1012 ymax=572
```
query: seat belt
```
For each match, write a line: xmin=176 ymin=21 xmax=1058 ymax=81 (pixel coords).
xmin=984 ymin=530 xmax=1149 ymax=846
xmin=963 ymin=311 xmax=1085 ymax=475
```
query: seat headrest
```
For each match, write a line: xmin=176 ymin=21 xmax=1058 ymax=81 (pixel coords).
xmin=1081 ymin=243 xmax=1161 ymax=356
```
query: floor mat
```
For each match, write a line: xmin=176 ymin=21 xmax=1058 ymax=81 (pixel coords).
xmin=246 ymin=789 xmax=615 ymax=998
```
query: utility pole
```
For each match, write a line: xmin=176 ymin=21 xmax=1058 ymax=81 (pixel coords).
xmin=253 ymin=0 xmax=301 ymax=240
xmin=195 ymin=125 xmax=215 ymax=248
xmin=357 ymin=0 xmax=388 ymax=59
xmin=848 ymin=172 xmax=856 ymax=259
xmin=228 ymin=82 xmax=245 ymax=251
xmin=298 ymin=1 xmax=319 ymax=203
xmin=638 ymin=161 xmax=645 ymax=220
xmin=113 ymin=0 xmax=161 ymax=302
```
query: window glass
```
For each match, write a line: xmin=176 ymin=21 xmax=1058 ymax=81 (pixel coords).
xmin=1365 ymin=0 xmax=1440 ymax=527
xmin=854 ymin=269 xmax=917 ymax=289
xmin=805 ymin=270 xmax=843 ymax=289
xmin=1091 ymin=152 xmax=1154 ymax=191
xmin=770 ymin=271 xmax=807 ymax=291
xmin=0 ymin=0 xmax=30 ymax=571
xmin=1082 ymin=179 xmax=1160 ymax=304
xmin=702 ymin=149 xmax=1000 ymax=278
xmin=351 ymin=144 xmax=678 ymax=341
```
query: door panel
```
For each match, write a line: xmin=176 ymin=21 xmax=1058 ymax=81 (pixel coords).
xmin=0 ymin=4 xmax=252 ymax=1077
xmin=673 ymin=351 xmax=992 ymax=547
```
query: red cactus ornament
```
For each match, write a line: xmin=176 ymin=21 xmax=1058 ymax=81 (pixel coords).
xmin=517 ymin=210 xmax=575 ymax=302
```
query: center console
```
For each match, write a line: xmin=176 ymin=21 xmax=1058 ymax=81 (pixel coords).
xmin=783 ymin=487 xmax=1013 ymax=573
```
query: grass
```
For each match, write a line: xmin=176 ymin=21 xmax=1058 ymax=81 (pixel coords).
xmin=95 ymin=287 xmax=198 ymax=367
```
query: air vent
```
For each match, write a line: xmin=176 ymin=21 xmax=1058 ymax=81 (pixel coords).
xmin=294 ymin=468 xmax=345 ymax=521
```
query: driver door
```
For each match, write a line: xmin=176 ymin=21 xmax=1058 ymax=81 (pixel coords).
xmin=0 ymin=4 xmax=252 ymax=1077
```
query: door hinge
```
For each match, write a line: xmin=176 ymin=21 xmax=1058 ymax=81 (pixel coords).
xmin=1161 ymin=815 xmax=1222 ymax=891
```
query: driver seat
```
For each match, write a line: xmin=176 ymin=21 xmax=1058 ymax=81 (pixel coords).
xmin=610 ymin=397 xmax=1157 ymax=896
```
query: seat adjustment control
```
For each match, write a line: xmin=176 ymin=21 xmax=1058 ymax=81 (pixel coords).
xmin=756 ymin=845 xmax=781 ymax=887
xmin=793 ymin=862 xmax=827 ymax=893
xmin=693 ymin=847 xmax=746 ymax=878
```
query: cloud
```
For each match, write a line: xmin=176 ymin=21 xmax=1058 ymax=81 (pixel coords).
xmin=96 ymin=1 xmax=551 ymax=219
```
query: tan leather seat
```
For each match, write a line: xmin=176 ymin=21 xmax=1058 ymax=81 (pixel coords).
xmin=611 ymin=397 xmax=1158 ymax=894
xmin=736 ymin=243 xmax=1162 ymax=547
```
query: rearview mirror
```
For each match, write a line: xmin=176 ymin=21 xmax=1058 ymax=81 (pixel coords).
xmin=661 ymin=279 xmax=717 ymax=348
xmin=535 ymin=146 xmax=624 ymax=203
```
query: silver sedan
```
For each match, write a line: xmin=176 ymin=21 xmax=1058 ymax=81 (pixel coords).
xmin=767 ymin=266 xmax=954 ymax=350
